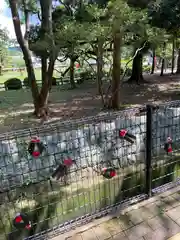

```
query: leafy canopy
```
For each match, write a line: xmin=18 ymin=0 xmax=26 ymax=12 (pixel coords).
xmin=0 ymin=26 xmax=10 ymax=64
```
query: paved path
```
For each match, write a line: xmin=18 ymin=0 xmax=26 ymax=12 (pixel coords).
xmin=168 ymin=233 xmax=180 ymax=240
xmin=51 ymin=186 xmax=180 ymax=240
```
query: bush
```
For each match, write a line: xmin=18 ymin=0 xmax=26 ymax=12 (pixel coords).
xmin=120 ymin=68 xmax=124 ymax=75
xmin=143 ymin=65 xmax=151 ymax=73
xmin=77 ymin=70 xmax=96 ymax=84
xmin=23 ymin=77 xmax=30 ymax=87
xmin=80 ymin=71 xmax=90 ymax=80
xmin=52 ymin=77 xmax=57 ymax=86
xmin=125 ymin=68 xmax=132 ymax=76
xmin=4 ymin=78 xmax=22 ymax=90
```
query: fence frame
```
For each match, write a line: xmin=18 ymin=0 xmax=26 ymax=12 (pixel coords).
xmin=145 ymin=104 xmax=153 ymax=197
xmin=1 ymin=101 xmax=180 ymax=240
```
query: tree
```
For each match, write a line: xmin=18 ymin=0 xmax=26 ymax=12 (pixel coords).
xmin=80 ymin=0 xmax=132 ymax=109
xmin=0 ymin=27 xmax=9 ymax=74
xmin=124 ymin=7 xmax=165 ymax=83
xmin=51 ymin=3 xmax=95 ymax=88
xmin=9 ymin=0 xmax=57 ymax=118
xmin=176 ymin=40 xmax=180 ymax=73
xmin=148 ymin=0 xmax=180 ymax=74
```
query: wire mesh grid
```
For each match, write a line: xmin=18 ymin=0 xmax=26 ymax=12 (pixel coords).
xmin=151 ymin=100 xmax=180 ymax=190
xmin=0 ymin=107 xmax=146 ymax=240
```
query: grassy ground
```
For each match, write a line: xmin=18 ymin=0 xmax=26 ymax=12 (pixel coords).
xmin=0 ymin=73 xmax=179 ymax=134
xmin=0 ymin=68 xmax=64 ymax=84
xmin=0 ymin=58 xmax=132 ymax=85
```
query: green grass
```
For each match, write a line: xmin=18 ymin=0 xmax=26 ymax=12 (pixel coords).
xmin=0 ymin=58 xmax=134 ymax=85
xmin=0 ymin=67 xmax=88 ymax=85
xmin=0 ymin=68 xmax=63 ymax=84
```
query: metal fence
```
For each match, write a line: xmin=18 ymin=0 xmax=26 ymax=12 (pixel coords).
xmin=0 ymin=77 xmax=82 ymax=91
xmin=1 ymin=101 xmax=180 ymax=240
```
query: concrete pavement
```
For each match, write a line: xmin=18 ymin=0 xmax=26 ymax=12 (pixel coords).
xmin=51 ymin=186 xmax=180 ymax=240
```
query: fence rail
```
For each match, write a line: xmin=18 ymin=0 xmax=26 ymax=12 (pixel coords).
xmin=1 ymin=101 xmax=180 ymax=240
xmin=0 ymin=77 xmax=82 ymax=91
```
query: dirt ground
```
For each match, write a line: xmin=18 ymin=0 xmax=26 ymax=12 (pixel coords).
xmin=0 ymin=73 xmax=180 ymax=133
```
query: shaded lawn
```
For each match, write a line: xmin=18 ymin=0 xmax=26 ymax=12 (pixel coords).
xmin=0 ymin=73 xmax=180 ymax=133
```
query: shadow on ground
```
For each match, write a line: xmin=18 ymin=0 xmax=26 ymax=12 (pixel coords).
xmin=0 ymin=73 xmax=180 ymax=133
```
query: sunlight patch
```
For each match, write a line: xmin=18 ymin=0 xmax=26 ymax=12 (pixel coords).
xmin=9 ymin=109 xmax=33 ymax=116
xmin=21 ymin=103 xmax=34 ymax=107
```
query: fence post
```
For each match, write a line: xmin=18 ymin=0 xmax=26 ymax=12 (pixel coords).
xmin=145 ymin=104 xmax=153 ymax=198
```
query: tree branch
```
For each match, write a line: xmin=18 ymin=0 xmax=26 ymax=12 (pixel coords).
xmin=57 ymin=56 xmax=68 ymax=62
xmin=54 ymin=68 xmax=62 ymax=74
xmin=37 ymin=11 xmax=42 ymax=21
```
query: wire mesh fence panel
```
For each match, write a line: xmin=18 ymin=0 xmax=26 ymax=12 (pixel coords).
xmin=0 ymin=107 xmax=147 ymax=240
xmin=151 ymin=101 xmax=180 ymax=191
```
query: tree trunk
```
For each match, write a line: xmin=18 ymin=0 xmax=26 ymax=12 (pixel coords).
xmin=37 ymin=56 xmax=55 ymax=118
xmin=160 ymin=42 xmax=166 ymax=76
xmin=41 ymin=57 xmax=47 ymax=85
xmin=9 ymin=0 xmax=39 ymax=107
xmin=151 ymin=49 xmax=155 ymax=74
xmin=160 ymin=58 xmax=164 ymax=76
xmin=69 ymin=57 xmax=76 ymax=89
xmin=110 ymin=31 xmax=121 ymax=109
xmin=61 ymin=56 xmax=79 ymax=78
xmin=176 ymin=48 xmax=180 ymax=74
xmin=128 ymin=51 xmax=144 ymax=84
xmin=97 ymin=39 xmax=104 ymax=97
xmin=36 ymin=0 xmax=56 ymax=118
xmin=171 ymin=36 xmax=175 ymax=74
xmin=23 ymin=8 xmax=30 ymax=40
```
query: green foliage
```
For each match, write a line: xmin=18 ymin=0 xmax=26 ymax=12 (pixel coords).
xmin=79 ymin=70 xmax=96 ymax=82
xmin=0 ymin=26 xmax=9 ymax=66
xmin=143 ymin=65 xmax=151 ymax=73
xmin=156 ymin=42 xmax=173 ymax=59
xmin=148 ymin=0 xmax=180 ymax=35
xmin=28 ymin=25 xmax=50 ymax=58
xmin=4 ymin=78 xmax=22 ymax=90
xmin=23 ymin=77 xmax=30 ymax=87
xmin=127 ymin=0 xmax=154 ymax=9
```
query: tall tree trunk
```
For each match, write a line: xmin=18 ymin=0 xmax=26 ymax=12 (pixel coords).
xmin=160 ymin=42 xmax=166 ymax=76
xmin=69 ymin=57 xmax=76 ymax=89
xmin=41 ymin=57 xmax=47 ymax=85
xmin=37 ymin=0 xmax=57 ymax=118
xmin=23 ymin=4 xmax=30 ymax=41
xmin=151 ymin=49 xmax=155 ymax=74
xmin=9 ymin=0 xmax=39 ymax=107
xmin=171 ymin=36 xmax=175 ymax=74
xmin=97 ymin=39 xmax=104 ymax=97
xmin=176 ymin=48 xmax=180 ymax=74
xmin=160 ymin=58 xmax=165 ymax=76
xmin=61 ymin=55 xmax=79 ymax=78
xmin=110 ymin=31 xmax=121 ymax=109
xmin=128 ymin=51 xmax=144 ymax=84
